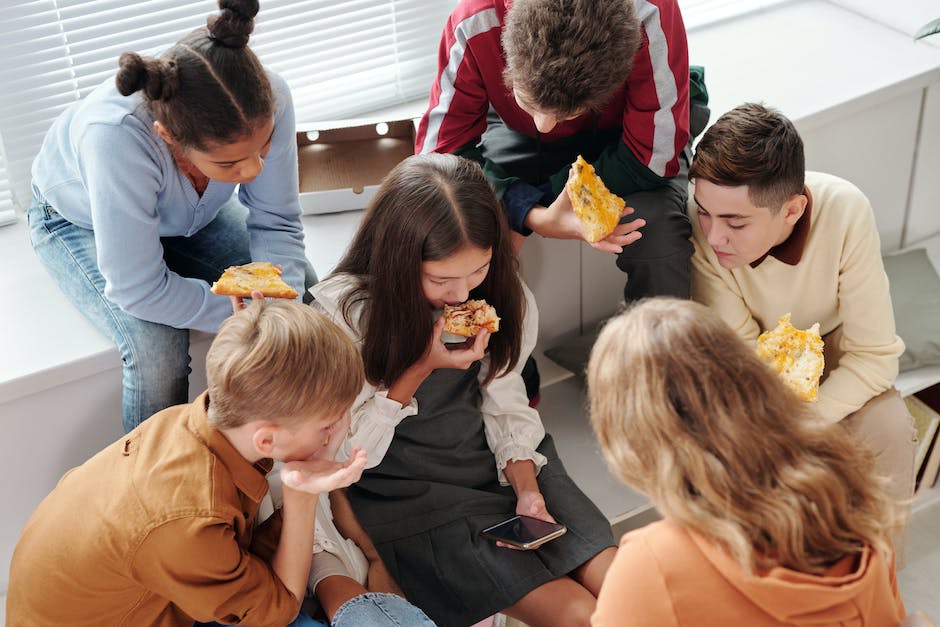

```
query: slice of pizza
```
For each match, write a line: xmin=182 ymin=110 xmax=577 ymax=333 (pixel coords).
xmin=756 ymin=314 xmax=825 ymax=402
xmin=565 ymin=155 xmax=626 ymax=243
xmin=442 ymin=299 xmax=500 ymax=337
xmin=210 ymin=262 xmax=298 ymax=299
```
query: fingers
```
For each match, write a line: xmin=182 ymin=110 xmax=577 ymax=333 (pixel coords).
xmin=590 ymin=218 xmax=645 ymax=254
xmin=230 ymin=291 xmax=268 ymax=314
xmin=280 ymin=448 xmax=368 ymax=494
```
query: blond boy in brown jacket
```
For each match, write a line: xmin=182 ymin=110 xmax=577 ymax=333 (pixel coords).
xmin=7 ymin=300 xmax=368 ymax=626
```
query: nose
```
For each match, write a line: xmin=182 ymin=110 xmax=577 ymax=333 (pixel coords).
xmin=532 ymin=112 xmax=558 ymax=133
xmin=238 ymin=154 xmax=265 ymax=182
xmin=705 ymin=221 xmax=728 ymax=248
xmin=450 ymin=280 xmax=470 ymax=303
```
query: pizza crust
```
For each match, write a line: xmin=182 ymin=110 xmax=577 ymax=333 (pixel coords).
xmin=442 ymin=299 xmax=500 ymax=337
xmin=566 ymin=155 xmax=626 ymax=243
xmin=757 ymin=314 xmax=825 ymax=402
xmin=210 ymin=262 xmax=299 ymax=299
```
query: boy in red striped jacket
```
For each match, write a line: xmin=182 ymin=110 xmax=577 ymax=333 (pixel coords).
xmin=417 ymin=0 xmax=707 ymax=303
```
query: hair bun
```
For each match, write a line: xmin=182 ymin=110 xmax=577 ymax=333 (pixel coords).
xmin=207 ymin=0 xmax=259 ymax=48
xmin=115 ymin=52 xmax=179 ymax=101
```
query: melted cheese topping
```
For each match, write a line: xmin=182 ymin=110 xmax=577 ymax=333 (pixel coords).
xmin=757 ymin=314 xmax=825 ymax=402
xmin=566 ymin=155 xmax=626 ymax=243
xmin=442 ymin=299 xmax=500 ymax=336
xmin=210 ymin=262 xmax=298 ymax=299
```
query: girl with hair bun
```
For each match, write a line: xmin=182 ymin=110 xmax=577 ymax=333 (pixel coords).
xmin=587 ymin=298 xmax=906 ymax=626
xmin=27 ymin=0 xmax=315 ymax=433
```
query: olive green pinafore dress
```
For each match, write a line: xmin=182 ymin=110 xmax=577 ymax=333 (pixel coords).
xmin=347 ymin=364 xmax=615 ymax=627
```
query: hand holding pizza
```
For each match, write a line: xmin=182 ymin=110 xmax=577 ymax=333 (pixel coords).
xmin=526 ymin=165 xmax=644 ymax=253
xmin=418 ymin=315 xmax=490 ymax=372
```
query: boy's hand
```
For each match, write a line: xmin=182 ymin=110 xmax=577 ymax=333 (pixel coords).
xmin=281 ymin=447 xmax=367 ymax=495
xmin=525 ymin=190 xmax=644 ymax=253
xmin=229 ymin=290 xmax=265 ymax=314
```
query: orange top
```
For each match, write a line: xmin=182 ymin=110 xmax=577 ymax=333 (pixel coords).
xmin=592 ymin=519 xmax=905 ymax=627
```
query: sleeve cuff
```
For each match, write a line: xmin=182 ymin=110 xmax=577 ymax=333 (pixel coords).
xmin=494 ymin=445 xmax=548 ymax=486
xmin=502 ymin=180 xmax=548 ymax=236
xmin=373 ymin=389 xmax=419 ymax=425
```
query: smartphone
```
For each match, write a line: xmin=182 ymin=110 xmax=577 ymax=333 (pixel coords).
xmin=480 ymin=515 xmax=567 ymax=550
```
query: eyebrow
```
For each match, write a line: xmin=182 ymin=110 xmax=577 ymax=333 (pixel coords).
xmin=693 ymin=196 xmax=749 ymax=220
xmin=428 ymin=258 xmax=492 ymax=280
xmin=209 ymin=128 xmax=276 ymax=165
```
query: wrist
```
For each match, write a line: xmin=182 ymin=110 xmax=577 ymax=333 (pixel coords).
xmin=523 ymin=205 xmax=547 ymax=236
xmin=282 ymin=485 xmax=320 ymax=508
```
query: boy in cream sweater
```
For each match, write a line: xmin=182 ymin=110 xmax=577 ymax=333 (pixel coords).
xmin=687 ymin=103 xmax=917 ymax=551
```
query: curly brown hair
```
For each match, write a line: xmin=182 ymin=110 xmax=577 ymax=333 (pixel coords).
xmin=502 ymin=0 xmax=640 ymax=116
xmin=690 ymin=103 xmax=805 ymax=212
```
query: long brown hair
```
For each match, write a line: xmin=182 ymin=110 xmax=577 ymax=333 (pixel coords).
xmin=115 ymin=0 xmax=273 ymax=151
xmin=588 ymin=298 xmax=900 ymax=575
xmin=332 ymin=153 xmax=524 ymax=387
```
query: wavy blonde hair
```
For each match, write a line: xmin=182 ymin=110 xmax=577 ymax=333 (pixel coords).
xmin=587 ymin=298 xmax=900 ymax=575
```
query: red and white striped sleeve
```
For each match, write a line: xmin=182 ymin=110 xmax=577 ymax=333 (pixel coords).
xmin=415 ymin=2 xmax=502 ymax=155
xmin=622 ymin=0 xmax=691 ymax=178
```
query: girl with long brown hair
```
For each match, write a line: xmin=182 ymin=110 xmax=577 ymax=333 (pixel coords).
xmin=311 ymin=152 xmax=616 ymax=627
xmin=588 ymin=297 xmax=905 ymax=626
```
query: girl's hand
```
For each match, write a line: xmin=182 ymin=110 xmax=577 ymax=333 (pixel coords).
xmin=229 ymin=290 xmax=265 ymax=314
xmin=515 ymin=489 xmax=555 ymax=524
xmin=280 ymin=446 xmax=367 ymax=495
xmin=494 ymin=490 xmax=556 ymax=550
xmin=417 ymin=315 xmax=490 ymax=372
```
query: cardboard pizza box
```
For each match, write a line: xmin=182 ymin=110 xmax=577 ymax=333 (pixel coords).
xmin=297 ymin=119 xmax=416 ymax=215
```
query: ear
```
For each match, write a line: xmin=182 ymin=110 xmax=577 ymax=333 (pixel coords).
xmin=153 ymin=120 xmax=176 ymax=146
xmin=250 ymin=423 xmax=282 ymax=458
xmin=781 ymin=193 xmax=807 ymax=227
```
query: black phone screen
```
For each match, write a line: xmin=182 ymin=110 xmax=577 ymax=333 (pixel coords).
xmin=480 ymin=515 xmax=567 ymax=549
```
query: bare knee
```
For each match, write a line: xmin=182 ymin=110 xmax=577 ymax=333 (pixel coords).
xmin=555 ymin=594 xmax=596 ymax=627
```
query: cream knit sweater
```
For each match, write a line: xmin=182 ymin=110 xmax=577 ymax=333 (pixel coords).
xmin=689 ymin=171 xmax=904 ymax=423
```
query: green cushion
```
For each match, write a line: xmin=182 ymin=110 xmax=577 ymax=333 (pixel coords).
xmin=883 ymin=247 xmax=940 ymax=372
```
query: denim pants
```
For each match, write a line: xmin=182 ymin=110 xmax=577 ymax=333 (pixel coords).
xmin=27 ymin=194 xmax=316 ymax=433
xmin=195 ymin=592 xmax=437 ymax=627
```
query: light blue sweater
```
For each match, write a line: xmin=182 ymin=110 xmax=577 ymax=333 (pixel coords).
xmin=31 ymin=70 xmax=306 ymax=333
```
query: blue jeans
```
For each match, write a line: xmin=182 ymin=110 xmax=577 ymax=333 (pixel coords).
xmin=27 ymin=194 xmax=316 ymax=433
xmin=195 ymin=593 xmax=436 ymax=627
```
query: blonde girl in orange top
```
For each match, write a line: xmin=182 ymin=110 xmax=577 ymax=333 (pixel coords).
xmin=587 ymin=298 xmax=905 ymax=626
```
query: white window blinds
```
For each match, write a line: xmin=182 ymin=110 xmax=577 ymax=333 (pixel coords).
xmin=0 ymin=0 xmax=455 ymax=214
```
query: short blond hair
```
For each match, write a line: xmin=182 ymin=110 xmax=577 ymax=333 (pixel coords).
xmin=588 ymin=298 xmax=898 ymax=575
xmin=206 ymin=300 xmax=363 ymax=429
